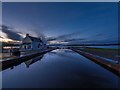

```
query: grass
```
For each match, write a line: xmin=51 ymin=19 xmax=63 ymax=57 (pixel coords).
xmin=86 ymin=47 xmax=119 ymax=51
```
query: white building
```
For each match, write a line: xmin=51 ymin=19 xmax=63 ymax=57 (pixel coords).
xmin=21 ymin=34 xmax=45 ymax=50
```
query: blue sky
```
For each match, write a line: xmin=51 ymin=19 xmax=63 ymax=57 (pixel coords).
xmin=2 ymin=2 xmax=118 ymax=44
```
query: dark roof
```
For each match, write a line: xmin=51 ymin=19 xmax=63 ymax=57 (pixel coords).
xmin=28 ymin=36 xmax=43 ymax=42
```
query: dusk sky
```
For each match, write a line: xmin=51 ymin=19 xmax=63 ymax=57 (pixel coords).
xmin=2 ymin=2 xmax=118 ymax=44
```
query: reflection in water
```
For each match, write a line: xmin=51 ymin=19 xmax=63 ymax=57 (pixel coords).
xmin=49 ymin=49 xmax=81 ymax=60
xmin=2 ymin=49 xmax=119 ymax=88
xmin=24 ymin=55 xmax=44 ymax=68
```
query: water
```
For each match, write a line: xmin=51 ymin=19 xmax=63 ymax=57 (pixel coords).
xmin=2 ymin=49 xmax=119 ymax=88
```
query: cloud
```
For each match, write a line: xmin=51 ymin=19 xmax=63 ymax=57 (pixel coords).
xmin=54 ymin=33 xmax=118 ymax=45
xmin=67 ymin=37 xmax=118 ymax=45
xmin=63 ymin=38 xmax=86 ymax=42
xmin=1 ymin=25 xmax=23 ymax=41
xmin=47 ymin=31 xmax=82 ymax=41
xmin=0 ymin=36 xmax=4 ymax=39
xmin=0 ymin=24 xmax=48 ymax=44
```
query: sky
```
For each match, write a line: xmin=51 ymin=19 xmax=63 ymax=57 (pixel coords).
xmin=2 ymin=2 xmax=118 ymax=44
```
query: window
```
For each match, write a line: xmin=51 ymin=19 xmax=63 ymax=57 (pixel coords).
xmin=38 ymin=44 xmax=41 ymax=48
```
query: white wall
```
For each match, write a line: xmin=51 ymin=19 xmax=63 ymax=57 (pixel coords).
xmin=32 ymin=42 xmax=44 ymax=50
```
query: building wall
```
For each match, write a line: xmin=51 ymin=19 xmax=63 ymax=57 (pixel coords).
xmin=32 ymin=42 xmax=44 ymax=50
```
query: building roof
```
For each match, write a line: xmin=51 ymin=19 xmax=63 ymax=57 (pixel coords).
xmin=28 ymin=36 xmax=43 ymax=42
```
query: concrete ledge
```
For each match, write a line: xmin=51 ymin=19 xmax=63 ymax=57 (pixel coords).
xmin=71 ymin=49 xmax=120 ymax=77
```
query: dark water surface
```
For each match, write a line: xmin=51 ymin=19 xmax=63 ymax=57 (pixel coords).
xmin=2 ymin=49 xmax=119 ymax=88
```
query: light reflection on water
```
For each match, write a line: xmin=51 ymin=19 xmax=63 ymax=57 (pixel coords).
xmin=2 ymin=49 xmax=119 ymax=88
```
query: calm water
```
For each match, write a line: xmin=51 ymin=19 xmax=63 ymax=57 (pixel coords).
xmin=2 ymin=49 xmax=119 ymax=88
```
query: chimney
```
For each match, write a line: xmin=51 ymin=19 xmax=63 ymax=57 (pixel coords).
xmin=26 ymin=33 xmax=29 ymax=37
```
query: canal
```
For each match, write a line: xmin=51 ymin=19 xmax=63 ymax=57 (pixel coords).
xmin=2 ymin=49 xmax=119 ymax=88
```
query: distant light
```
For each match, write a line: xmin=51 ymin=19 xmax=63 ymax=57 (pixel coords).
xmin=48 ymin=40 xmax=69 ymax=44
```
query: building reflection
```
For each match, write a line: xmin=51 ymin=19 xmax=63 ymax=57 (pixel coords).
xmin=24 ymin=55 xmax=44 ymax=68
